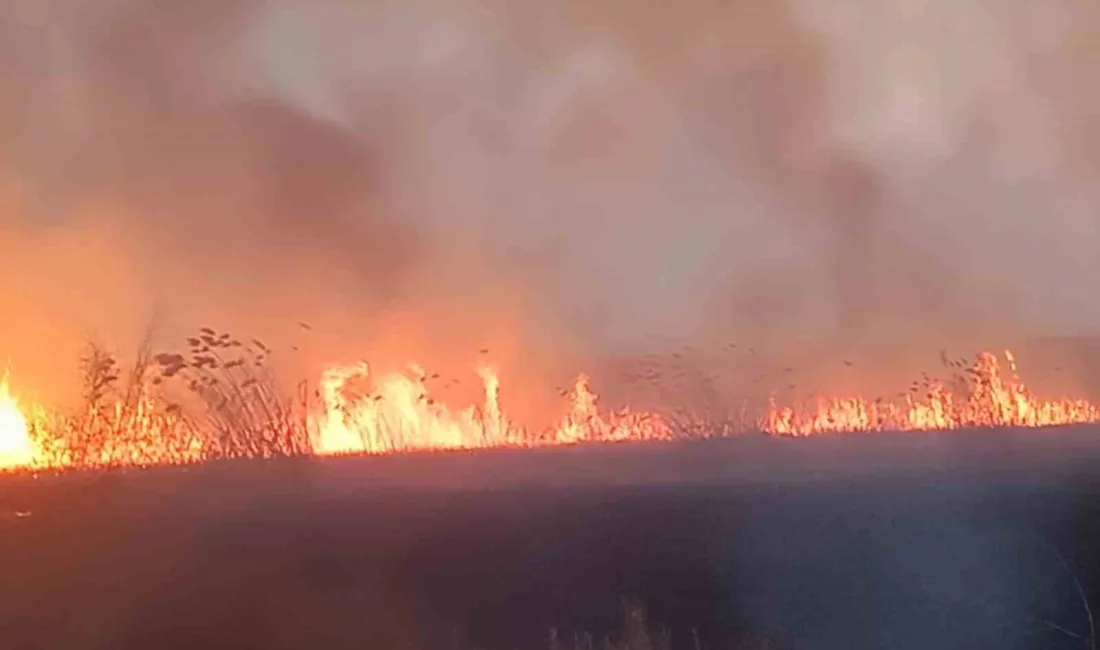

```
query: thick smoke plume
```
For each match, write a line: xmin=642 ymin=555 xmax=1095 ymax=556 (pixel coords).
xmin=1 ymin=0 xmax=1099 ymax=409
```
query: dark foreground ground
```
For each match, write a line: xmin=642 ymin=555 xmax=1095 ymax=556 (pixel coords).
xmin=2 ymin=429 xmax=1100 ymax=650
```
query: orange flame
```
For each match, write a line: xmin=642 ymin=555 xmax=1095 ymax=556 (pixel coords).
xmin=0 ymin=372 xmax=35 ymax=469
xmin=763 ymin=350 xmax=1100 ymax=435
xmin=4 ymin=346 xmax=1099 ymax=472
xmin=310 ymin=365 xmax=672 ymax=455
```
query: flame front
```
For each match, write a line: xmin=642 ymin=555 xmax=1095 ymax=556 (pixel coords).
xmin=310 ymin=366 xmax=673 ymax=455
xmin=762 ymin=350 xmax=1100 ymax=435
xmin=0 ymin=373 xmax=34 ymax=469
xmin=3 ymin=345 xmax=1100 ymax=473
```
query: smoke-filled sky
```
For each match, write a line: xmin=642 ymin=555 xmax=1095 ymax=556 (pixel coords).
xmin=2 ymin=0 xmax=1099 ymax=404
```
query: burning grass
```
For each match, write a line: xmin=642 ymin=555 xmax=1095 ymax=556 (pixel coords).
xmin=763 ymin=350 xmax=1100 ymax=435
xmin=3 ymin=329 xmax=313 ymax=471
xmin=312 ymin=364 xmax=672 ymax=455
xmin=0 ymin=327 xmax=678 ymax=472
xmin=2 ymin=331 xmax=1100 ymax=473
xmin=154 ymin=328 xmax=312 ymax=459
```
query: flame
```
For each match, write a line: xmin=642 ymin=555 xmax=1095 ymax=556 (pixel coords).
xmin=0 ymin=373 xmax=35 ymax=469
xmin=0 ymin=374 xmax=202 ymax=470
xmin=310 ymin=365 xmax=672 ymax=455
xmin=3 ymin=345 xmax=1099 ymax=473
xmin=763 ymin=350 xmax=1100 ymax=435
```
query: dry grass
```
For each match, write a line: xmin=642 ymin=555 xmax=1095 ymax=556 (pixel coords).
xmin=544 ymin=601 xmax=780 ymax=650
xmin=24 ymin=327 xmax=313 ymax=469
xmin=29 ymin=334 xmax=204 ymax=468
xmin=153 ymin=327 xmax=312 ymax=459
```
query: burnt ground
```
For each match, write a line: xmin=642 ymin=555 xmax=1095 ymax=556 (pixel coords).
xmin=2 ymin=429 xmax=1100 ymax=650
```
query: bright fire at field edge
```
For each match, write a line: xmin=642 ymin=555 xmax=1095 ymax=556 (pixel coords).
xmin=0 ymin=373 xmax=35 ymax=468
xmin=1 ymin=348 xmax=1099 ymax=472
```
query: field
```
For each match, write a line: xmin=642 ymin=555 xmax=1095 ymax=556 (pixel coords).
xmin=3 ymin=0 xmax=1098 ymax=646
xmin=2 ymin=429 xmax=1099 ymax=650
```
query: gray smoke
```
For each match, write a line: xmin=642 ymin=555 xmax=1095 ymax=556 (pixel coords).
xmin=1 ymin=0 xmax=1099 ymax=404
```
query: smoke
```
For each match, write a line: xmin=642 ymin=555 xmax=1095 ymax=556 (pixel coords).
xmin=781 ymin=0 xmax=1100 ymax=343
xmin=0 ymin=0 xmax=573 ymax=410
xmin=1 ymin=0 xmax=1099 ymax=406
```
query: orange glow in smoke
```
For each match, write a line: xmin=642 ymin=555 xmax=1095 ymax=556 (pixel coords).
xmin=762 ymin=350 xmax=1100 ymax=435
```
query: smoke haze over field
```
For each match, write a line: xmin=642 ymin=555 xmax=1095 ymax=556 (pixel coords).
xmin=1 ymin=0 xmax=1099 ymax=405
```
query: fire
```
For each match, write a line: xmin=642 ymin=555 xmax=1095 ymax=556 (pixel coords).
xmin=310 ymin=365 xmax=672 ymax=455
xmin=311 ymin=362 xmax=509 ymax=454
xmin=0 ymin=373 xmax=35 ymax=469
xmin=33 ymin=393 xmax=204 ymax=469
xmin=2 ymin=342 xmax=1099 ymax=473
xmin=763 ymin=350 xmax=1100 ymax=435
